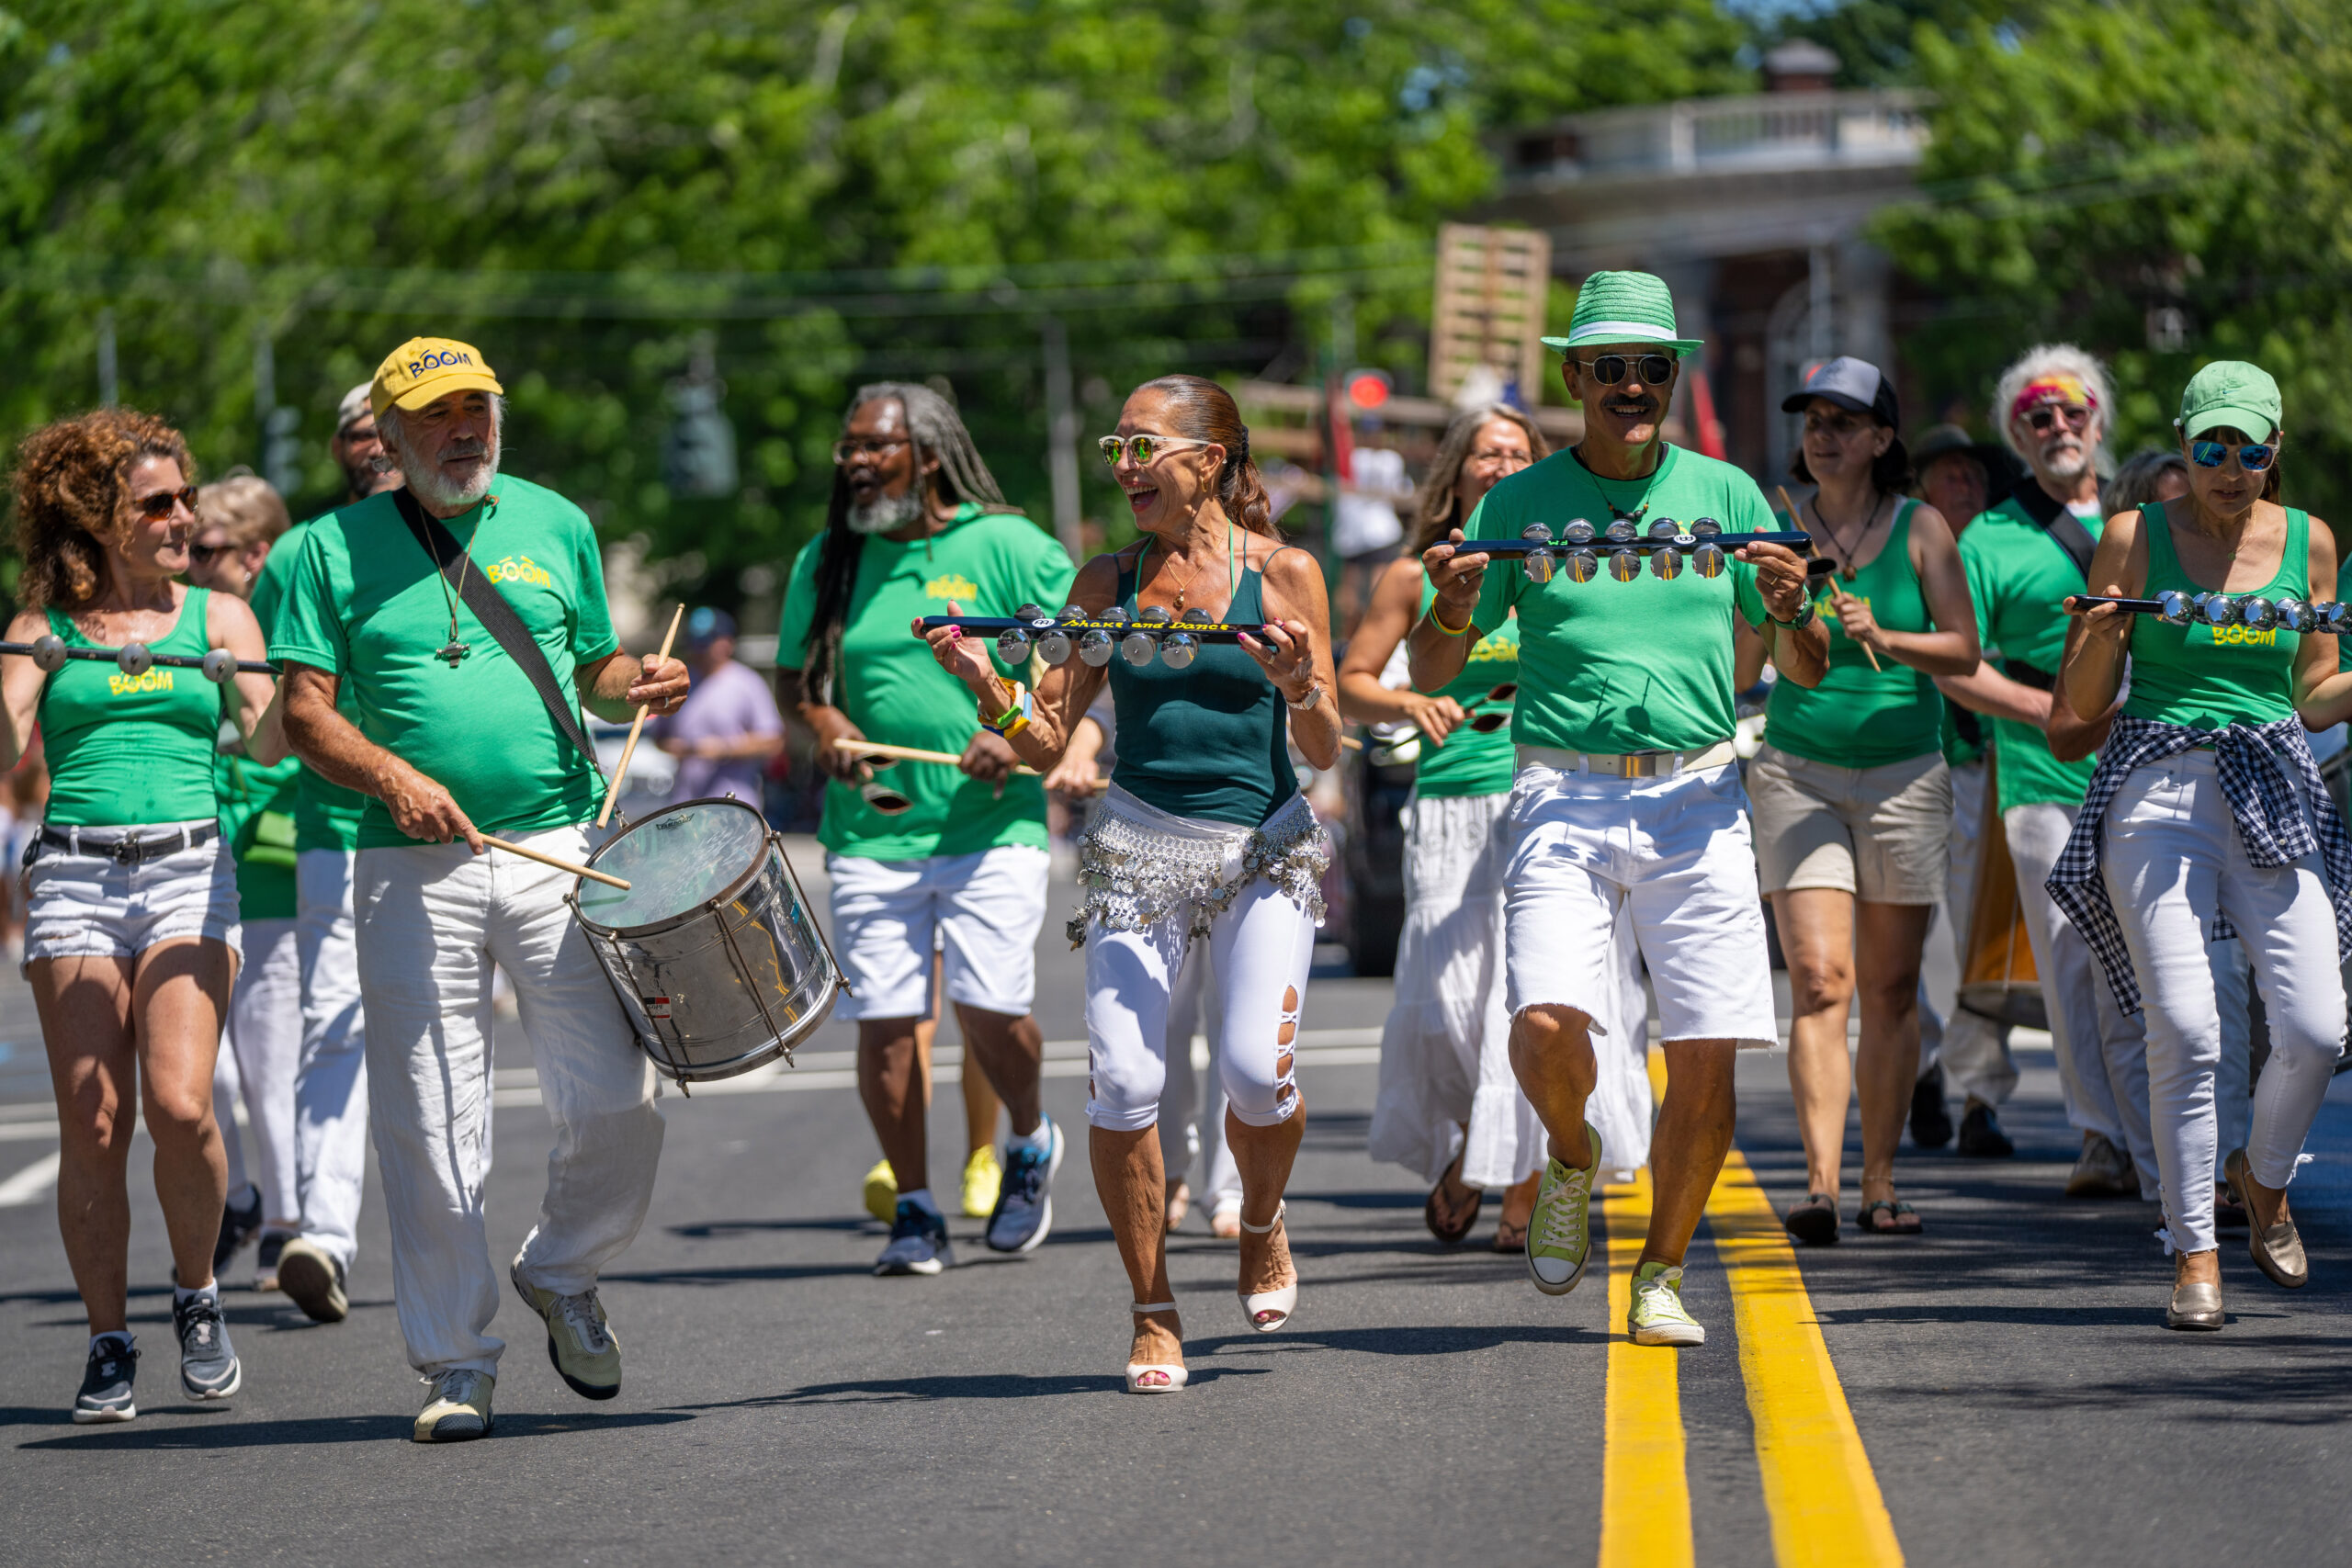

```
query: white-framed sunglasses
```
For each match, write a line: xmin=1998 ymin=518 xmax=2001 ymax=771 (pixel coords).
xmin=1098 ymin=434 xmax=1216 ymax=467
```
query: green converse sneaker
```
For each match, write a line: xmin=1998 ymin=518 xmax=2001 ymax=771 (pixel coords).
xmin=1526 ymin=1122 xmax=1602 ymax=1296
xmin=1628 ymin=1260 xmax=1705 ymax=1346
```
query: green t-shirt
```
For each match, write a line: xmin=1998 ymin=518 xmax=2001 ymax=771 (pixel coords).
xmin=1469 ymin=445 xmax=1770 ymax=755
xmin=217 ymin=750 xmax=302 ymax=920
xmin=254 ymin=517 xmax=370 ymax=854
xmin=777 ymin=505 xmax=1075 ymax=861
xmin=1959 ymin=492 xmax=2102 ymax=814
xmin=1758 ymin=499 xmax=1944 ymax=768
xmin=1414 ymin=577 xmax=1520 ymax=798
xmin=270 ymin=477 xmax=619 ymax=849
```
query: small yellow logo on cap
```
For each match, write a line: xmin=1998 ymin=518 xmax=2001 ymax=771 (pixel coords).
xmin=371 ymin=336 xmax=505 ymax=421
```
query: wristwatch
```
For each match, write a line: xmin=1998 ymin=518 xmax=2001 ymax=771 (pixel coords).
xmin=1770 ymin=597 xmax=1819 ymax=631
xmin=1285 ymin=680 xmax=1325 ymax=712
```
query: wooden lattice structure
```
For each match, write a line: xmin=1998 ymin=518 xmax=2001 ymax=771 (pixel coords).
xmin=1428 ymin=224 xmax=1554 ymax=404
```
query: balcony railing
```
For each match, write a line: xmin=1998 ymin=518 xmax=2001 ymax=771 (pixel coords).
xmin=1508 ymin=89 xmax=1928 ymax=183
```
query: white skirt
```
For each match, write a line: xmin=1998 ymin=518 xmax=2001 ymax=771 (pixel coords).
xmin=1365 ymin=792 xmax=1655 ymax=1188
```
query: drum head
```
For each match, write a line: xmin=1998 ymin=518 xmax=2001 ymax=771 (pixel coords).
xmin=578 ymin=798 xmax=770 ymax=930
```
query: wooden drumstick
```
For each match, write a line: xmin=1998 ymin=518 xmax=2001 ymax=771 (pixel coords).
xmin=833 ymin=737 xmax=1043 ymax=775
xmin=481 ymin=833 xmax=630 ymax=890
xmin=1778 ymin=485 xmax=1882 ymax=671
xmin=597 ymin=603 xmax=686 ymax=829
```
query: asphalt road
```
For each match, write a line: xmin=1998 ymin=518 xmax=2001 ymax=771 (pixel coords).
xmin=1 ymin=847 xmax=2347 ymax=1567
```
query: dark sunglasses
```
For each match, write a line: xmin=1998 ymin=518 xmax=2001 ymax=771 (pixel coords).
xmin=134 ymin=485 xmax=199 ymax=520
xmin=2190 ymin=439 xmax=2277 ymax=472
xmin=2023 ymin=403 xmax=2092 ymax=435
xmin=1574 ymin=354 xmax=1676 ymax=387
xmin=187 ymin=541 xmax=233 ymax=565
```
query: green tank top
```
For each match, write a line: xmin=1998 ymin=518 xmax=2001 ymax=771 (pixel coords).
xmin=39 ymin=588 xmax=224 ymax=827
xmin=1762 ymin=498 xmax=1944 ymax=767
xmin=1414 ymin=575 xmax=1519 ymax=798
xmin=1107 ymin=544 xmax=1299 ymax=828
xmin=2124 ymin=500 xmax=2306 ymax=731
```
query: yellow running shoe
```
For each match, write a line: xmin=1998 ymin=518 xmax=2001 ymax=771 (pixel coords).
xmin=961 ymin=1146 xmax=1002 ymax=1219
xmin=863 ymin=1159 xmax=899 ymax=1225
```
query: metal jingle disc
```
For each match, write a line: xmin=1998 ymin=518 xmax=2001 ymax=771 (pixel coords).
xmin=1102 ymin=604 xmax=1131 ymax=625
xmin=1037 ymin=630 xmax=1074 ymax=666
xmin=1649 ymin=547 xmax=1685 ymax=581
xmin=28 ymin=633 xmax=66 ymax=673
xmin=2155 ymin=589 xmax=2195 ymax=625
xmin=1138 ymin=604 xmax=1173 ymax=626
xmin=1646 ymin=517 xmax=1679 ymax=539
xmin=1607 ymin=548 xmax=1642 ymax=583
xmin=1563 ymin=548 xmax=1600 ymax=583
xmin=2198 ymin=593 xmax=2240 ymax=627
xmin=1605 ymin=518 xmax=1636 ymax=543
xmin=1561 ymin=519 xmax=1596 ymax=546
xmin=1161 ymin=632 xmax=1200 ymax=670
xmin=2239 ymin=595 xmax=2279 ymax=631
xmin=1060 ymin=604 xmax=1087 ymax=621
xmin=1689 ymin=517 xmax=1723 ymax=538
xmin=1014 ymin=603 xmax=1047 ymax=624
xmin=116 ymin=641 xmax=153 ymax=677
xmin=2318 ymin=604 xmax=2352 ymax=637
xmin=2276 ymin=598 xmax=2316 ymax=634
xmin=996 ymin=629 xmax=1035 ymax=663
xmin=200 ymin=648 xmax=237 ymax=684
xmin=1178 ymin=607 xmax=1211 ymax=625
xmin=1690 ymin=543 xmax=1728 ymax=579
xmin=1520 ymin=521 xmax=1554 ymax=545
xmin=1521 ymin=549 xmax=1557 ymax=585
xmin=1120 ymin=630 xmax=1157 ymax=665
xmin=1078 ymin=628 xmax=1116 ymax=666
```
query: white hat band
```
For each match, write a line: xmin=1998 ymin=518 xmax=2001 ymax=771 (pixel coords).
xmin=1570 ymin=321 xmax=1681 ymax=344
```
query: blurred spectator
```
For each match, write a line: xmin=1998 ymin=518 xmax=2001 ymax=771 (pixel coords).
xmin=1910 ymin=423 xmax=1996 ymax=536
xmin=1333 ymin=441 xmax=1414 ymax=641
xmin=657 ymin=606 xmax=785 ymax=802
xmin=333 ymin=382 xmax=403 ymax=502
xmin=2107 ymin=447 xmax=2192 ymax=516
xmin=188 ymin=471 xmax=292 ymax=597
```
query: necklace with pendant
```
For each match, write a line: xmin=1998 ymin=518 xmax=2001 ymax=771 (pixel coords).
xmin=431 ymin=498 xmax=492 ymax=667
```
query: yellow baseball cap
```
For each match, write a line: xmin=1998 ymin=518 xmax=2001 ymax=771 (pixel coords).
xmin=370 ymin=336 xmax=504 ymax=421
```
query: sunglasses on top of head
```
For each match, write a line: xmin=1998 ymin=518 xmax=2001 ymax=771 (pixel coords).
xmin=1573 ymin=354 xmax=1677 ymax=387
xmin=2190 ymin=438 xmax=2277 ymax=471
xmin=2023 ymin=402 xmax=2093 ymax=435
xmin=133 ymin=485 xmax=199 ymax=521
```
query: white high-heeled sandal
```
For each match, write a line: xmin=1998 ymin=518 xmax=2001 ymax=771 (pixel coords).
xmin=1237 ymin=1201 xmax=1298 ymax=1333
xmin=1125 ymin=1302 xmax=1188 ymax=1393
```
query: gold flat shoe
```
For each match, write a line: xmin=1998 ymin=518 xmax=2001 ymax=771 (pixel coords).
xmin=2165 ymin=1279 xmax=2224 ymax=1331
xmin=2226 ymin=1149 xmax=2308 ymax=1288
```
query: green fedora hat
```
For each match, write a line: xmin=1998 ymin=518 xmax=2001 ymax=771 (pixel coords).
xmin=1541 ymin=269 xmax=1705 ymax=359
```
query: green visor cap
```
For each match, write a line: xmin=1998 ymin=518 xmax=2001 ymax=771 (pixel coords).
xmin=1541 ymin=269 xmax=1705 ymax=358
xmin=2177 ymin=360 xmax=2281 ymax=441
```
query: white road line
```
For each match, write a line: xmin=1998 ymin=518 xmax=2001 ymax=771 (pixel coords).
xmin=0 ymin=1150 xmax=62 ymax=1207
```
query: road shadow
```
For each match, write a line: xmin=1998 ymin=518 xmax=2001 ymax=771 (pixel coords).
xmin=670 ymin=1366 xmax=1265 ymax=1407
xmin=668 ymin=1216 xmax=872 ymax=1239
xmin=599 ymin=1261 xmax=881 ymax=1288
xmin=1188 ymin=1322 xmax=1596 ymax=1358
xmin=16 ymin=1409 xmax=694 ymax=1449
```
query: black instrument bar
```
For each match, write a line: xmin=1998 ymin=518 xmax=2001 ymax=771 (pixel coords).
xmin=916 ymin=615 xmax=1256 ymax=642
xmin=1450 ymin=530 xmax=1811 ymax=558
xmin=2064 ymin=596 xmax=2170 ymax=616
xmin=0 ymin=638 xmax=279 ymax=676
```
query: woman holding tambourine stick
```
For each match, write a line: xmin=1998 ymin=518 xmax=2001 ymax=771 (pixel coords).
xmin=2049 ymin=361 xmax=2350 ymax=1333
xmin=921 ymin=374 xmax=1338 ymax=1394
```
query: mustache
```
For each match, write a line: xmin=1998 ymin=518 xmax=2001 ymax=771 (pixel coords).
xmin=436 ymin=437 xmax=490 ymax=461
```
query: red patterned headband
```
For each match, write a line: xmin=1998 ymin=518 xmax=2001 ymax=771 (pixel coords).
xmin=2010 ymin=374 xmax=2098 ymax=424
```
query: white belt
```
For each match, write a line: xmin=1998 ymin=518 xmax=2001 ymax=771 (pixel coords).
xmin=1516 ymin=740 xmax=1737 ymax=779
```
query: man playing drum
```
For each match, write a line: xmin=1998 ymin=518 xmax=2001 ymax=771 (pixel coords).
xmin=274 ymin=338 xmax=689 ymax=1444
xmin=780 ymin=383 xmax=1074 ymax=1277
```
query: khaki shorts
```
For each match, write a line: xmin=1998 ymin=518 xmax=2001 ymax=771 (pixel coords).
xmin=1749 ymin=746 xmax=1951 ymax=906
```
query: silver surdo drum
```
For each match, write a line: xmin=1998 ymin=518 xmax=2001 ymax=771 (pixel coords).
xmin=571 ymin=798 xmax=842 ymax=1087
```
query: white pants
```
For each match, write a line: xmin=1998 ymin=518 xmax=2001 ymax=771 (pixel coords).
xmin=211 ymin=918 xmax=303 ymax=1226
xmin=356 ymin=826 xmax=665 ymax=1377
xmin=828 ymin=845 xmax=1048 ymax=1021
xmin=1157 ymin=942 xmax=1241 ymax=1209
xmin=2099 ymin=751 xmax=2346 ymax=1253
xmin=2006 ymin=802 xmax=2157 ymax=1186
xmin=1085 ymin=875 xmax=1316 ymax=1134
xmin=294 ymin=849 xmax=370 ymax=1269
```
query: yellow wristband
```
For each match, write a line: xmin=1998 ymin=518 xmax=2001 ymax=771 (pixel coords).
xmin=1430 ymin=604 xmax=1474 ymax=637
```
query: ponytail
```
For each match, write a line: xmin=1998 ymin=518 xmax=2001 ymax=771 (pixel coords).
xmin=1133 ymin=374 xmax=1277 ymax=537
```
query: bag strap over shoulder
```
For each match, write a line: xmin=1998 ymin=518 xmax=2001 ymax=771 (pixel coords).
xmin=2008 ymin=479 xmax=2098 ymax=584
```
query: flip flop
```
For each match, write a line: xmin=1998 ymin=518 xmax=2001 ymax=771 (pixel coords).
xmin=1782 ymin=1193 xmax=1840 ymax=1247
xmin=1857 ymin=1200 xmax=1923 ymax=1235
xmin=1423 ymin=1154 xmax=1483 ymax=1246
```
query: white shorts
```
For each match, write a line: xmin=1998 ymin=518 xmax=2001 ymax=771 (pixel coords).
xmin=22 ymin=821 xmax=241 ymax=973
xmin=827 ymin=844 xmax=1049 ymax=1021
xmin=1503 ymin=757 xmax=1778 ymax=1048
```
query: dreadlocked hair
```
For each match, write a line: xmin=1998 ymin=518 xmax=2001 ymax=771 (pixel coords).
xmin=800 ymin=382 xmax=1024 ymax=705
xmin=11 ymin=407 xmax=194 ymax=612
xmin=1131 ymin=374 xmax=1276 ymax=536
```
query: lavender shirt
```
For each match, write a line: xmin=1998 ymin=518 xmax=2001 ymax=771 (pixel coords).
xmin=655 ymin=659 xmax=783 ymax=805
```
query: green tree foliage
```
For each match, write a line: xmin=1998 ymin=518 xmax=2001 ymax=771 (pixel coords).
xmin=0 ymin=0 xmax=1745 ymax=606
xmin=1874 ymin=0 xmax=2352 ymax=519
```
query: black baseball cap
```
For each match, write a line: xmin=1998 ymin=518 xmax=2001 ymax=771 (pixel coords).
xmin=1782 ymin=356 xmax=1900 ymax=429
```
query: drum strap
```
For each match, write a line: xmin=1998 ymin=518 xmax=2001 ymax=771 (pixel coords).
xmin=393 ymin=489 xmax=607 ymax=781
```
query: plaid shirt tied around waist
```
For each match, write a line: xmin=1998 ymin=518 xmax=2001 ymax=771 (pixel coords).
xmin=2043 ymin=713 xmax=2352 ymax=1015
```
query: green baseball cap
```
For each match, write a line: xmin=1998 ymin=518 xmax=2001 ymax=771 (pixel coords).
xmin=1541 ymin=270 xmax=1705 ymax=359
xmin=2176 ymin=360 xmax=2281 ymax=441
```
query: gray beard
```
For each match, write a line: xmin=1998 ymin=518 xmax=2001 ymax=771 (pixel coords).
xmin=847 ymin=491 xmax=923 ymax=536
xmin=390 ymin=428 xmax=500 ymax=513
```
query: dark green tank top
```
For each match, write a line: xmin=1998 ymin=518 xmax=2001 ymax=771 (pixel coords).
xmin=39 ymin=588 xmax=223 ymax=827
xmin=2125 ymin=499 xmax=2306 ymax=731
xmin=1762 ymin=498 xmax=1944 ymax=767
xmin=1107 ymin=544 xmax=1299 ymax=827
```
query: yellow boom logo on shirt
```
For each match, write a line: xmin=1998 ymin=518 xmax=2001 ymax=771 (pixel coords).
xmin=926 ymin=574 xmax=980 ymax=601
xmin=108 ymin=671 xmax=174 ymax=696
xmin=488 ymin=556 xmax=553 ymax=588
xmin=2204 ymin=626 xmax=2278 ymax=648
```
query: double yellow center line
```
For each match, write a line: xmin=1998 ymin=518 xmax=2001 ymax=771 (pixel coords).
xmin=1597 ymin=1057 xmax=1904 ymax=1568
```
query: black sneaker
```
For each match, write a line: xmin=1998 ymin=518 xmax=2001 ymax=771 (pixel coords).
xmin=1956 ymin=1102 xmax=2015 ymax=1159
xmin=213 ymin=1184 xmax=263 ymax=1273
xmin=986 ymin=1120 xmax=1063 ymax=1254
xmin=1909 ymin=1066 xmax=1954 ymax=1149
xmin=874 ymin=1201 xmax=954 ymax=1275
xmin=173 ymin=1294 xmax=241 ymax=1402
xmin=73 ymin=1336 xmax=139 ymax=1424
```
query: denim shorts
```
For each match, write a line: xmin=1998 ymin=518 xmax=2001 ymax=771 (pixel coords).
xmin=22 ymin=821 xmax=241 ymax=973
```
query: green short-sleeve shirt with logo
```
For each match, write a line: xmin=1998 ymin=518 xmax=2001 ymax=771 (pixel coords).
xmin=777 ymin=505 xmax=1076 ymax=862
xmin=1959 ymin=493 xmax=2102 ymax=815
xmin=1413 ymin=577 xmax=1520 ymax=798
xmin=269 ymin=477 xmax=619 ymax=849
xmin=253 ymin=516 xmax=370 ymax=854
xmin=1469 ymin=445 xmax=1771 ymax=756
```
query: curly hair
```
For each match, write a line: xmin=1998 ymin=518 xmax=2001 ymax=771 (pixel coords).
xmin=1412 ymin=404 xmax=1551 ymax=554
xmin=10 ymin=408 xmax=194 ymax=612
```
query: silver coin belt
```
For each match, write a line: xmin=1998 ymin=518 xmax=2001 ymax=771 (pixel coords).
xmin=1067 ymin=792 xmax=1330 ymax=949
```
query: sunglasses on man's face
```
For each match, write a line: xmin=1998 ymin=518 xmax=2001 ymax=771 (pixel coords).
xmin=134 ymin=485 xmax=198 ymax=521
xmin=187 ymin=540 xmax=234 ymax=565
xmin=2024 ymin=403 xmax=2093 ymax=435
xmin=1574 ymin=354 xmax=1677 ymax=388
xmin=2190 ymin=439 xmax=2277 ymax=472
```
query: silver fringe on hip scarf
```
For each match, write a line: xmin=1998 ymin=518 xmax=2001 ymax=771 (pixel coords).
xmin=1068 ymin=788 xmax=1331 ymax=949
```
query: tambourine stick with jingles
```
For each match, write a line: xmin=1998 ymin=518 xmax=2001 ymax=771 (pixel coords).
xmin=597 ymin=603 xmax=685 ymax=829
xmin=2064 ymin=592 xmax=2351 ymax=633
xmin=1437 ymin=518 xmax=1812 ymax=584
xmin=1776 ymin=484 xmax=1881 ymax=672
xmin=0 ymin=633 xmax=278 ymax=681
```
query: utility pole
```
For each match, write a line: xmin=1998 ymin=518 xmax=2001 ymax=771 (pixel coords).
xmin=96 ymin=310 xmax=118 ymax=406
xmin=1040 ymin=317 xmax=1083 ymax=563
xmin=253 ymin=328 xmax=277 ymax=473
